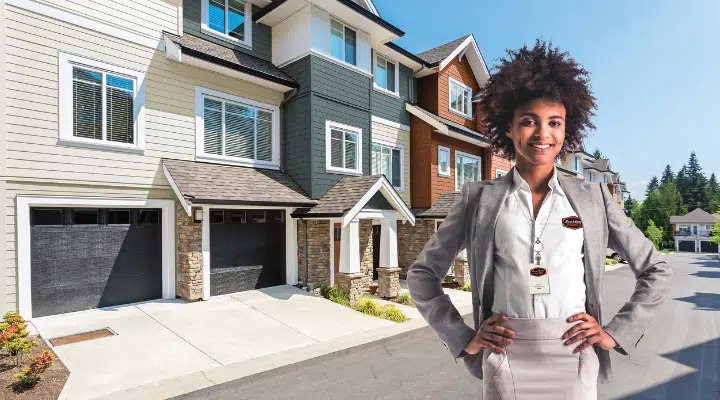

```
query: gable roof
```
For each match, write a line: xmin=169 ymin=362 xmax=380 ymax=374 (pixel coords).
xmin=670 ymin=208 xmax=720 ymax=224
xmin=417 ymin=35 xmax=471 ymax=66
xmin=413 ymin=192 xmax=460 ymax=219
xmin=406 ymin=104 xmax=491 ymax=147
xmin=414 ymin=34 xmax=490 ymax=85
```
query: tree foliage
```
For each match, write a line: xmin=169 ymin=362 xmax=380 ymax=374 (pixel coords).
xmin=660 ymin=165 xmax=675 ymax=186
xmin=592 ymin=148 xmax=605 ymax=160
xmin=645 ymin=220 xmax=663 ymax=250
xmin=645 ymin=176 xmax=659 ymax=197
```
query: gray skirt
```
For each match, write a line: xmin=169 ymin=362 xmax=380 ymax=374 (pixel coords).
xmin=482 ymin=318 xmax=599 ymax=400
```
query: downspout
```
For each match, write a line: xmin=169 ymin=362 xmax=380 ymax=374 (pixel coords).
xmin=301 ymin=218 xmax=309 ymax=292
xmin=279 ymin=88 xmax=298 ymax=171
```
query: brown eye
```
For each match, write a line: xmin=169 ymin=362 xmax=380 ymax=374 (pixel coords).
xmin=521 ymin=119 xmax=536 ymax=126
xmin=549 ymin=120 xmax=562 ymax=127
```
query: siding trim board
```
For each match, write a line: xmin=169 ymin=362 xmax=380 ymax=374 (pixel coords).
xmin=16 ymin=196 xmax=176 ymax=320
xmin=371 ymin=115 xmax=409 ymax=131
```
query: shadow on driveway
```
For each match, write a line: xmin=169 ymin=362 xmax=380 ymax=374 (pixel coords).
xmin=674 ymin=292 xmax=720 ymax=311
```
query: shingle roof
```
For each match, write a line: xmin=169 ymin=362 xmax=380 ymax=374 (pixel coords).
xmin=414 ymin=192 xmax=461 ymax=219
xmin=294 ymin=175 xmax=384 ymax=216
xmin=163 ymin=159 xmax=315 ymax=207
xmin=163 ymin=32 xmax=298 ymax=89
xmin=412 ymin=105 xmax=491 ymax=143
xmin=417 ymin=35 xmax=471 ymax=66
xmin=670 ymin=208 xmax=720 ymax=224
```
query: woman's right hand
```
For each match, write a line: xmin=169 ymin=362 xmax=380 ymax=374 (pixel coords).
xmin=463 ymin=314 xmax=515 ymax=354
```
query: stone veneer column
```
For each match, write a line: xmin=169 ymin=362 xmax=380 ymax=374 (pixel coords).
xmin=358 ymin=220 xmax=374 ymax=288
xmin=336 ymin=272 xmax=366 ymax=304
xmin=453 ymin=258 xmax=470 ymax=286
xmin=398 ymin=220 xmax=436 ymax=274
xmin=176 ymin=201 xmax=203 ymax=301
xmin=297 ymin=220 xmax=330 ymax=289
xmin=377 ymin=267 xmax=401 ymax=298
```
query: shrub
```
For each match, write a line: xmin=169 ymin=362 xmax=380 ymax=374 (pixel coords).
xmin=6 ymin=337 xmax=36 ymax=367
xmin=3 ymin=312 xmax=24 ymax=325
xmin=461 ymin=283 xmax=472 ymax=292
xmin=443 ymin=276 xmax=455 ymax=283
xmin=0 ymin=313 xmax=35 ymax=366
xmin=394 ymin=293 xmax=413 ymax=306
xmin=319 ymin=285 xmax=350 ymax=307
xmin=381 ymin=305 xmax=409 ymax=323
xmin=353 ymin=297 xmax=382 ymax=316
xmin=14 ymin=350 xmax=54 ymax=387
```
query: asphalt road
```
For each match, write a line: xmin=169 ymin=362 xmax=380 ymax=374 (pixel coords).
xmin=176 ymin=252 xmax=720 ymax=400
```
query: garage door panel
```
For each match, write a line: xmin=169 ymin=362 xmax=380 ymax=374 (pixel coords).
xmin=678 ymin=241 xmax=695 ymax=252
xmin=700 ymin=241 xmax=718 ymax=253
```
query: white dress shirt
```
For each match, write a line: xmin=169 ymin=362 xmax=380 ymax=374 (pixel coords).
xmin=491 ymin=167 xmax=587 ymax=319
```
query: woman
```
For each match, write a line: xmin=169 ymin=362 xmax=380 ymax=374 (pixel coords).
xmin=407 ymin=40 xmax=672 ymax=399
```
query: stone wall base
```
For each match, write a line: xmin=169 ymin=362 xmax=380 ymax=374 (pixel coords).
xmin=336 ymin=272 xmax=366 ymax=304
xmin=453 ymin=258 xmax=470 ymax=286
xmin=377 ymin=267 xmax=401 ymax=298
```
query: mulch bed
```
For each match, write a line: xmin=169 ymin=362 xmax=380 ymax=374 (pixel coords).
xmin=441 ymin=281 xmax=460 ymax=289
xmin=0 ymin=336 xmax=69 ymax=400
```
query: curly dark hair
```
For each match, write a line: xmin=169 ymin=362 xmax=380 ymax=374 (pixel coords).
xmin=478 ymin=39 xmax=597 ymax=159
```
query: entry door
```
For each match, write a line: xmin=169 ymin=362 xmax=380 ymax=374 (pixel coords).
xmin=372 ymin=225 xmax=381 ymax=280
xmin=333 ymin=223 xmax=341 ymax=283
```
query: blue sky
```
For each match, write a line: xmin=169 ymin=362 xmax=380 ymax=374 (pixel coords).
xmin=375 ymin=0 xmax=720 ymax=200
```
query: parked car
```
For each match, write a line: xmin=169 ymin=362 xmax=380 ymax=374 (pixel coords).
xmin=606 ymin=248 xmax=625 ymax=263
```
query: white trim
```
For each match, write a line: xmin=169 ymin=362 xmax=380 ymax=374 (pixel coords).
xmin=371 ymin=140 xmax=404 ymax=191
xmin=202 ymin=206 xmax=211 ymax=300
xmin=177 ymin=0 xmax=184 ymax=35
xmin=325 ymin=120 xmax=363 ymax=175
xmin=201 ymin=0 xmax=253 ymax=49
xmin=5 ymin=0 xmax=165 ymax=50
xmin=438 ymin=145 xmax=451 ymax=177
xmin=455 ymin=150 xmax=481 ymax=191
xmin=59 ymin=52 xmax=146 ymax=152
xmin=406 ymin=103 xmax=447 ymax=133
xmin=195 ymin=87 xmax=281 ymax=169
xmin=372 ymin=51 xmax=400 ymax=96
xmin=448 ymin=76 xmax=473 ymax=119
xmin=356 ymin=210 xmax=401 ymax=220
xmin=163 ymin=164 xmax=192 ymax=216
xmin=495 ymin=168 xmax=509 ymax=179
xmin=342 ymin=176 xmax=415 ymax=227
xmin=278 ymin=50 xmax=373 ymax=78
xmin=329 ymin=16 xmax=357 ymax=67
xmin=371 ymin=115 xmax=409 ymax=132
xmin=16 ymin=196 xmax=175 ymax=320
xmin=288 ymin=216 xmax=298 ymax=285
xmin=437 ymin=35 xmax=490 ymax=82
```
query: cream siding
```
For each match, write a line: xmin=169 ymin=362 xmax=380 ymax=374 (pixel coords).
xmin=1 ymin=5 xmax=286 ymax=313
xmin=31 ymin=0 xmax=179 ymax=39
xmin=371 ymin=120 xmax=411 ymax=205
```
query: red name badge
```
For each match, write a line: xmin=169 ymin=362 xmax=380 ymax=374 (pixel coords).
xmin=562 ymin=216 xmax=583 ymax=230
xmin=530 ymin=267 xmax=547 ymax=277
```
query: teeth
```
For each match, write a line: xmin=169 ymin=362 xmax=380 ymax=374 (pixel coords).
xmin=531 ymin=144 xmax=550 ymax=149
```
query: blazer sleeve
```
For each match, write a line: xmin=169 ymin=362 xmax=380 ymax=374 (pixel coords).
xmin=407 ymin=183 xmax=476 ymax=360
xmin=599 ymin=183 xmax=673 ymax=357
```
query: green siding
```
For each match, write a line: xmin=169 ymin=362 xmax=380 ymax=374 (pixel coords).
xmin=310 ymin=56 xmax=371 ymax=111
xmin=370 ymin=62 xmax=413 ymax=125
xmin=366 ymin=192 xmax=394 ymax=210
xmin=184 ymin=1 xmax=271 ymax=62
xmin=282 ymin=95 xmax=312 ymax=193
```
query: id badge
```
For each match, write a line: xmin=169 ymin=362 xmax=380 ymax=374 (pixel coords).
xmin=529 ymin=265 xmax=550 ymax=295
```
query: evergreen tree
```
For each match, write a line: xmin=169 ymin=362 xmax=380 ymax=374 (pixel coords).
xmin=708 ymin=173 xmax=719 ymax=198
xmin=660 ymin=165 xmax=675 ymax=185
xmin=711 ymin=191 xmax=720 ymax=215
xmin=711 ymin=216 xmax=720 ymax=246
xmin=645 ymin=176 xmax=659 ymax=197
xmin=657 ymin=182 xmax=687 ymax=247
xmin=645 ymin=220 xmax=663 ymax=250
xmin=592 ymin=148 xmax=605 ymax=159
xmin=624 ymin=194 xmax=636 ymax=214
xmin=676 ymin=165 xmax=690 ymax=205
xmin=685 ymin=152 xmax=710 ymax=210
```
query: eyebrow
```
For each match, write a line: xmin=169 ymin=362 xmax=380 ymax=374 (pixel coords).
xmin=518 ymin=113 xmax=565 ymax=121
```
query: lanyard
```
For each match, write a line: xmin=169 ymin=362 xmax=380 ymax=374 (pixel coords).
xmin=513 ymin=189 xmax=558 ymax=265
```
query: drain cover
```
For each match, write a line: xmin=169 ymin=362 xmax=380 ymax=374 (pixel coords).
xmin=49 ymin=328 xmax=115 ymax=347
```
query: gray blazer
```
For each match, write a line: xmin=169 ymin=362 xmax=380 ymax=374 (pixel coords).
xmin=407 ymin=171 xmax=672 ymax=383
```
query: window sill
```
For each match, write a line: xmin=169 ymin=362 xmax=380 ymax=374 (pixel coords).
xmin=312 ymin=51 xmax=372 ymax=78
xmin=58 ymin=138 xmax=145 ymax=154
xmin=196 ymin=155 xmax=279 ymax=170
xmin=448 ymin=108 xmax=473 ymax=121
xmin=373 ymin=84 xmax=401 ymax=99
xmin=201 ymin=27 xmax=252 ymax=50
xmin=326 ymin=167 xmax=363 ymax=176
xmin=438 ymin=172 xmax=451 ymax=178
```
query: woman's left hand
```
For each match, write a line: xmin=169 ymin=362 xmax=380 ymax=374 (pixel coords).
xmin=562 ymin=313 xmax=617 ymax=353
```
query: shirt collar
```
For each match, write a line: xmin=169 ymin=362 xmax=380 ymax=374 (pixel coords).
xmin=510 ymin=166 xmax=567 ymax=197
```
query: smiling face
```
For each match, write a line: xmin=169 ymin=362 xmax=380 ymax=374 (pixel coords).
xmin=506 ymin=98 xmax=567 ymax=167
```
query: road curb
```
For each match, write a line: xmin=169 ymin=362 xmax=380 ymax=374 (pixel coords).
xmin=604 ymin=262 xmax=629 ymax=272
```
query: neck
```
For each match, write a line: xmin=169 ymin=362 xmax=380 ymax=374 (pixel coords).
xmin=515 ymin=159 xmax=555 ymax=193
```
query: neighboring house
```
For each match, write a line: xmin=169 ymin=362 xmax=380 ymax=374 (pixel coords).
xmin=396 ymin=35 xmax=512 ymax=282
xmin=670 ymin=209 xmax=719 ymax=253
xmin=558 ymin=144 xmax=630 ymax=206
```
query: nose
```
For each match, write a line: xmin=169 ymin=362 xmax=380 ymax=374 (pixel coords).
xmin=533 ymin=123 xmax=551 ymax=140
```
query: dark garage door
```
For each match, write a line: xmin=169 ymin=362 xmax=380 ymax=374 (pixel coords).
xmin=701 ymin=241 xmax=718 ymax=253
xmin=678 ymin=240 xmax=695 ymax=252
xmin=30 ymin=208 xmax=162 ymax=318
xmin=210 ymin=209 xmax=286 ymax=296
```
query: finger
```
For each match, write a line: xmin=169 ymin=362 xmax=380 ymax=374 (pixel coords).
xmin=562 ymin=321 xmax=597 ymax=339
xmin=482 ymin=324 xmax=516 ymax=338
xmin=566 ymin=312 xmax=593 ymax=323
xmin=478 ymin=339 xmax=505 ymax=354
xmin=486 ymin=314 xmax=509 ymax=325
xmin=574 ymin=337 xmax=598 ymax=354
xmin=565 ymin=327 xmax=599 ymax=346
xmin=479 ymin=331 xmax=513 ymax=345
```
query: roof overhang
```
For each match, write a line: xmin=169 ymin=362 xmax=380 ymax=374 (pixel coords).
xmin=162 ymin=33 xmax=297 ymax=92
xmin=256 ymin=0 xmax=403 ymax=46
xmin=381 ymin=42 xmax=424 ymax=71
xmin=342 ymin=176 xmax=415 ymax=227
xmin=406 ymin=103 xmax=491 ymax=148
xmin=414 ymin=35 xmax=490 ymax=85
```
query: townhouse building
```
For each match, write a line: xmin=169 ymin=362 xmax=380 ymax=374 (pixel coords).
xmin=670 ymin=208 xmax=719 ymax=253
xmin=558 ymin=148 xmax=630 ymax=206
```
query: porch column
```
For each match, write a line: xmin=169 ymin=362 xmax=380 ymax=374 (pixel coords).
xmin=339 ymin=220 xmax=361 ymax=274
xmin=379 ymin=219 xmax=398 ymax=268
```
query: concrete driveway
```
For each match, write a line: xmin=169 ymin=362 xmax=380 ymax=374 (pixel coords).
xmin=32 ymin=286 xmax=396 ymax=399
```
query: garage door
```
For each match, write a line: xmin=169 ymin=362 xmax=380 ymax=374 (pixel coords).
xmin=209 ymin=209 xmax=286 ymax=296
xmin=31 ymin=208 xmax=162 ymax=318
xmin=678 ymin=240 xmax=695 ymax=252
xmin=700 ymin=241 xmax=719 ymax=253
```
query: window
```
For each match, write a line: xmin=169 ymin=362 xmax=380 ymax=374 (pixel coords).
xmin=202 ymin=0 xmax=252 ymax=47
xmin=374 ymin=53 xmax=398 ymax=95
xmin=496 ymin=169 xmax=508 ymax=179
xmin=74 ymin=209 xmax=98 ymax=225
xmin=449 ymin=77 xmax=472 ymax=118
xmin=59 ymin=53 xmax=145 ymax=151
xmin=196 ymin=88 xmax=278 ymax=168
xmin=455 ymin=151 xmax=480 ymax=191
xmin=330 ymin=18 xmax=356 ymax=65
xmin=139 ymin=210 xmax=160 ymax=224
xmin=603 ymin=175 xmax=608 ymax=183
xmin=371 ymin=142 xmax=403 ymax=189
xmin=107 ymin=210 xmax=130 ymax=225
xmin=438 ymin=146 xmax=450 ymax=177
xmin=210 ymin=210 xmax=225 ymax=224
xmin=247 ymin=210 xmax=266 ymax=223
xmin=32 ymin=209 xmax=63 ymax=226
xmin=229 ymin=210 xmax=246 ymax=223
xmin=267 ymin=210 xmax=284 ymax=223
xmin=326 ymin=121 xmax=362 ymax=174
xmin=574 ymin=156 xmax=581 ymax=172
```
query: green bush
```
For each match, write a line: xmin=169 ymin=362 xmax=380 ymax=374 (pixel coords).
xmin=443 ymin=276 xmax=455 ymax=283
xmin=394 ymin=293 xmax=413 ymax=306
xmin=460 ymin=283 xmax=472 ymax=292
xmin=14 ymin=350 xmax=54 ymax=387
xmin=319 ymin=284 xmax=350 ymax=307
xmin=605 ymin=258 xmax=613 ymax=265
xmin=0 ymin=312 xmax=36 ymax=366
xmin=381 ymin=305 xmax=409 ymax=323
xmin=352 ymin=298 xmax=409 ymax=322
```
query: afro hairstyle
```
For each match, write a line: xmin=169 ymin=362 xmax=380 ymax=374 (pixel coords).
xmin=477 ymin=39 xmax=597 ymax=159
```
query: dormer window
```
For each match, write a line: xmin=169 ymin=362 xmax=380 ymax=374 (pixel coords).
xmin=330 ymin=18 xmax=357 ymax=66
xmin=373 ymin=53 xmax=399 ymax=96
xmin=202 ymin=0 xmax=252 ymax=48
xmin=449 ymin=77 xmax=472 ymax=118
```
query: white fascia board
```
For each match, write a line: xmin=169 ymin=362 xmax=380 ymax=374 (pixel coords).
xmin=163 ymin=164 xmax=192 ymax=216
xmin=438 ymin=35 xmax=490 ymax=85
xmin=414 ymin=66 xmax=439 ymax=78
xmin=342 ymin=176 xmax=414 ymax=226
xmin=406 ymin=103 xmax=447 ymax=133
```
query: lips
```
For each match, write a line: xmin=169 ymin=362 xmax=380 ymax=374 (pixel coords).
xmin=528 ymin=143 xmax=554 ymax=153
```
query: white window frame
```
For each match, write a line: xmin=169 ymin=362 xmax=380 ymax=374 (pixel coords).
xmin=448 ymin=77 xmax=472 ymax=119
xmin=325 ymin=120 xmax=363 ymax=175
xmin=195 ymin=87 xmax=280 ymax=169
xmin=58 ymin=53 xmax=146 ymax=153
xmin=371 ymin=140 xmax=404 ymax=191
xmin=495 ymin=168 xmax=509 ymax=179
xmin=455 ymin=150 xmax=481 ymax=191
xmin=329 ymin=17 xmax=357 ymax=66
xmin=201 ymin=0 xmax=253 ymax=49
xmin=438 ymin=146 xmax=450 ymax=177
xmin=373 ymin=51 xmax=400 ymax=98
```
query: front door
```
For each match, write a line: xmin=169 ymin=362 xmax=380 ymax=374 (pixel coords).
xmin=372 ymin=224 xmax=381 ymax=280
xmin=333 ymin=223 xmax=341 ymax=283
